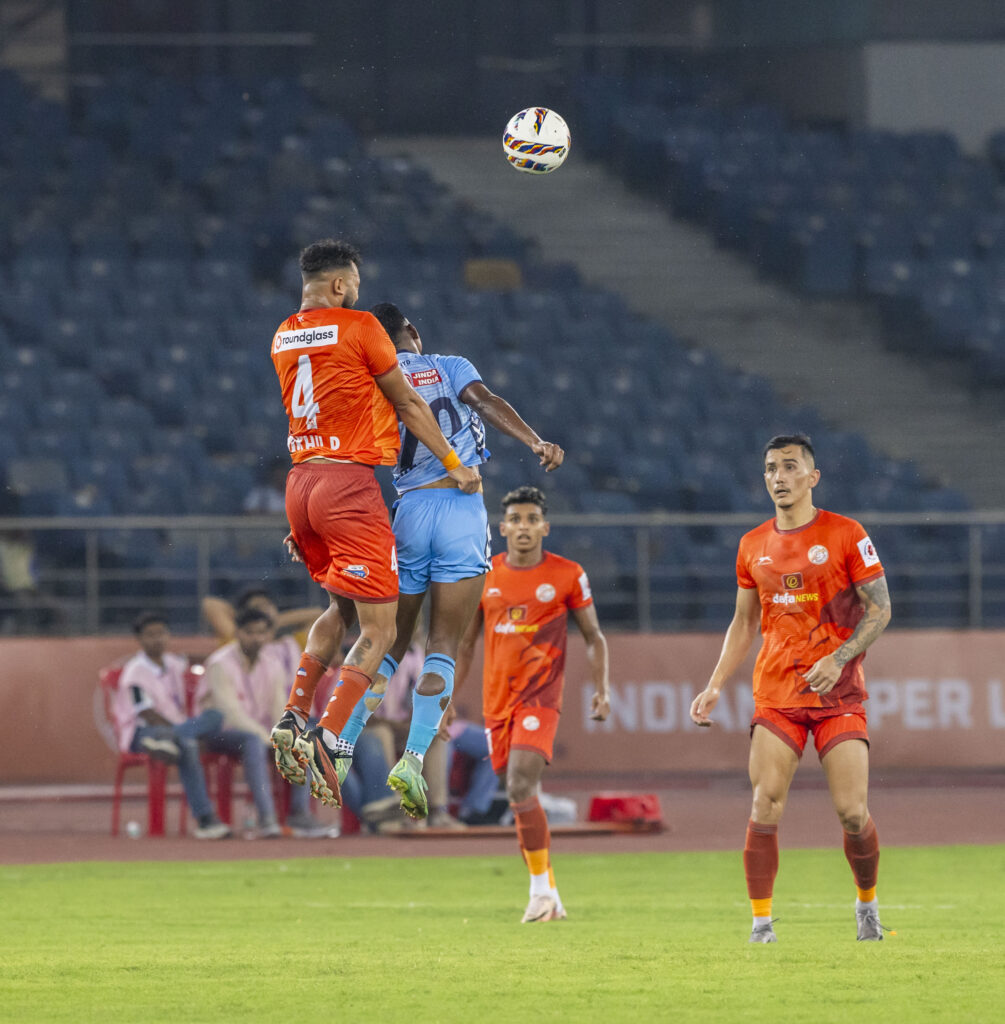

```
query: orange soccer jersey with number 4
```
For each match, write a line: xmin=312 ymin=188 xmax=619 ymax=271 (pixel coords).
xmin=737 ymin=509 xmax=885 ymax=709
xmin=271 ymin=307 xmax=400 ymax=465
xmin=480 ymin=551 xmax=594 ymax=722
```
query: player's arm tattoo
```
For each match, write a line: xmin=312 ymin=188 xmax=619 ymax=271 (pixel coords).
xmin=833 ymin=576 xmax=892 ymax=667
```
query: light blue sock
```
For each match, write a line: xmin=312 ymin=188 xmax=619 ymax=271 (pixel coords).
xmin=339 ymin=655 xmax=398 ymax=747
xmin=404 ymin=654 xmax=456 ymax=759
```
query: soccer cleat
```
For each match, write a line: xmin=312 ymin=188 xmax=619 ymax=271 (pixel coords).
xmin=749 ymin=920 xmax=778 ymax=943
xmin=139 ymin=736 xmax=181 ymax=763
xmin=271 ymin=710 xmax=307 ymax=785
xmin=521 ymin=894 xmax=558 ymax=923
xmin=551 ymin=905 xmax=568 ymax=921
xmin=194 ymin=820 xmax=232 ymax=840
xmin=293 ymin=727 xmax=349 ymax=808
xmin=856 ymin=906 xmax=886 ymax=941
xmin=387 ymin=752 xmax=429 ymax=819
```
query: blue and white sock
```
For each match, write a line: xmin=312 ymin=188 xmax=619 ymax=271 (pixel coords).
xmin=404 ymin=653 xmax=456 ymax=762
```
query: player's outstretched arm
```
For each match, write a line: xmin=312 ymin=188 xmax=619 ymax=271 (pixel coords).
xmin=804 ymin=574 xmax=892 ymax=694
xmin=459 ymin=381 xmax=564 ymax=471
xmin=572 ymin=604 xmax=610 ymax=721
xmin=377 ymin=366 xmax=481 ymax=492
xmin=453 ymin=605 xmax=484 ymax=701
xmin=690 ymin=587 xmax=761 ymax=726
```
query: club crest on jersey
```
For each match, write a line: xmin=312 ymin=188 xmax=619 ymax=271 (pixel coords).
xmin=783 ymin=572 xmax=804 ymax=591
xmin=342 ymin=564 xmax=369 ymax=579
xmin=808 ymin=545 xmax=829 ymax=565
xmin=535 ymin=583 xmax=556 ymax=602
xmin=508 ymin=606 xmax=527 ymax=622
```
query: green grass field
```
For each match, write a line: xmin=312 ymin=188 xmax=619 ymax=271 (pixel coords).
xmin=2 ymin=845 xmax=1003 ymax=1024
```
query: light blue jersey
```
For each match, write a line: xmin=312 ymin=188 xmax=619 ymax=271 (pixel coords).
xmin=393 ymin=352 xmax=490 ymax=493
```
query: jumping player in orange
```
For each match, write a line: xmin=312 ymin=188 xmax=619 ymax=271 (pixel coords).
xmin=267 ymin=238 xmax=480 ymax=808
xmin=690 ymin=434 xmax=892 ymax=943
xmin=457 ymin=485 xmax=610 ymax=923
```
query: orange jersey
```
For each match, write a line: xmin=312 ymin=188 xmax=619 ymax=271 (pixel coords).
xmin=480 ymin=551 xmax=594 ymax=721
xmin=737 ymin=509 xmax=885 ymax=709
xmin=271 ymin=307 xmax=400 ymax=466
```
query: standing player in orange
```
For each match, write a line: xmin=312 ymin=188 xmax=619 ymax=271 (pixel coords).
xmin=690 ymin=434 xmax=892 ymax=943
xmin=457 ymin=485 xmax=610 ymax=923
xmin=267 ymin=238 xmax=480 ymax=808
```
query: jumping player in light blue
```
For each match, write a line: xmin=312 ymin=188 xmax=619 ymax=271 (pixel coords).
xmin=332 ymin=301 xmax=564 ymax=820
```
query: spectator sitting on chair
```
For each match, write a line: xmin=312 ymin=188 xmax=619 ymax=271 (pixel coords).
xmin=113 ymin=611 xmax=231 ymax=840
xmin=198 ymin=606 xmax=332 ymax=839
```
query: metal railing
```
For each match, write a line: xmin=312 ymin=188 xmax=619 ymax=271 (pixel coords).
xmin=1 ymin=510 xmax=1003 ymax=635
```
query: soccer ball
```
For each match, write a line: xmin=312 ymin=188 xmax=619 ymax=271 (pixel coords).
xmin=502 ymin=107 xmax=571 ymax=174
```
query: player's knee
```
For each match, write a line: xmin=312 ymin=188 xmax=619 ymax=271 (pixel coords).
xmin=415 ymin=673 xmax=446 ymax=697
xmin=837 ymin=806 xmax=869 ymax=833
xmin=505 ymin=773 xmax=534 ymax=805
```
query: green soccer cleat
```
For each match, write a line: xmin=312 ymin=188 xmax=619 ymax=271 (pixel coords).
xmin=387 ymin=752 xmax=429 ymax=819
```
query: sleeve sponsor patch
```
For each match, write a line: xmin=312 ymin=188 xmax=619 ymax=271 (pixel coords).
xmin=408 ymin=368 xmax=443 ymax=387
xmin=578 ymin=571 xmax=592 ymax=601
xmin=857 ymin=536 xmax=880 ymax=568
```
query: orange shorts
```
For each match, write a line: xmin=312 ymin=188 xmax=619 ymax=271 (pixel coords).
xmin=485 ymin=706 xmax=560 ymax=774
xmin=751 ymin=704 xmax=869 ymax=759
xmin=285 ymin=462 xmax=397 ymax=603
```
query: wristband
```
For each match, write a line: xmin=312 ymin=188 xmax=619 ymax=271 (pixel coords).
xmin=441 ymin=450 xmax=461 ymax=471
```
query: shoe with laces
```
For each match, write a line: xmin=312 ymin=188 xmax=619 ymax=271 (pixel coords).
xmin=139 ymin=736 xmax=181 ymax=763
xmin=856 ymin=905 xmax=885 ymax=941
xmin=271 ymin=710 xmax=307 ymax=785
xmin=387 ymin=752 xmax=429 ymax=819
xmin=194 ymin=819 xmax=232 ymax=840
xmin=521 ymin=894 xmax=558 ymax=923
xmin=749 ymin=920 xmax=778 ymax=943
xmin=292 ymin=727 xmax=349 ymax=808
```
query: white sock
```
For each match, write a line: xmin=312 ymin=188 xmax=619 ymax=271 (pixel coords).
xmin=550 ymin=886 xmax=564 ymax=912
xmin=529 ymin=872 xmax=550 ymax=897
xmin=753 ymin=915 xmax=772 ymax=927
xmin=856 ymin=898 xmax=878 ymax=911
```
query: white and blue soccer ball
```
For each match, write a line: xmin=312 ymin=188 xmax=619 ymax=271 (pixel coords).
xmin=502 ymin=107 xmax=571 ymax=174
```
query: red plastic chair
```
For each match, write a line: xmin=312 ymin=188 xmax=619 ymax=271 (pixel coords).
xmin=97 ymin=665 xmax=187 ymax=837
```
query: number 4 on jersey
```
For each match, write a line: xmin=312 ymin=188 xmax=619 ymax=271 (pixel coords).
xmin=291 ymin=355 xmax=320 ymax=429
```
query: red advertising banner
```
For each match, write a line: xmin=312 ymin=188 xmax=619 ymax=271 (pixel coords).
xmin=2 ymin=630 xmax=1003 ymax=785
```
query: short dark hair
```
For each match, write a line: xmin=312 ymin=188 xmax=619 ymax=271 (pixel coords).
xmin=299 ymin=238 xmax=361 ymax=278
xmin=501 ymin=485 xmax=547 ymax=515
xmin=133 ymin=611 xmax=168 ymax=635
xmin=369 ymin=302 xmax=408 ymax=340
xmin=763 ymin=434 xmax=815 ymax=464
xmin=235 ymin=606 xmax=273 ymax=630
xmin=234 ymin=585 xmax=271 ymax=611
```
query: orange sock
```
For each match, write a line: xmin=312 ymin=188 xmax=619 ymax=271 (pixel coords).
xmin=744 ymin=820 xmax=779 ymax=913
xmin=512 ymin=796 xmax=550 ymax=876
xmin=318 ymin=665 xmax=372 ymax=736
xmin=286 ymin=653 xmax=328 ymax=718
xmin=844 ymin=816 xmax=880 ymax=894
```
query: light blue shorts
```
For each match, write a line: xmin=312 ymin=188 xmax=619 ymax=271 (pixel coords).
xmin=392 ymin=487 xmax=491 ymax=594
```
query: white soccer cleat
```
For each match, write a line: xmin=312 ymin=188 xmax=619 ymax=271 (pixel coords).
xmin=521 ymin=894 xmax=558 ymax=923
